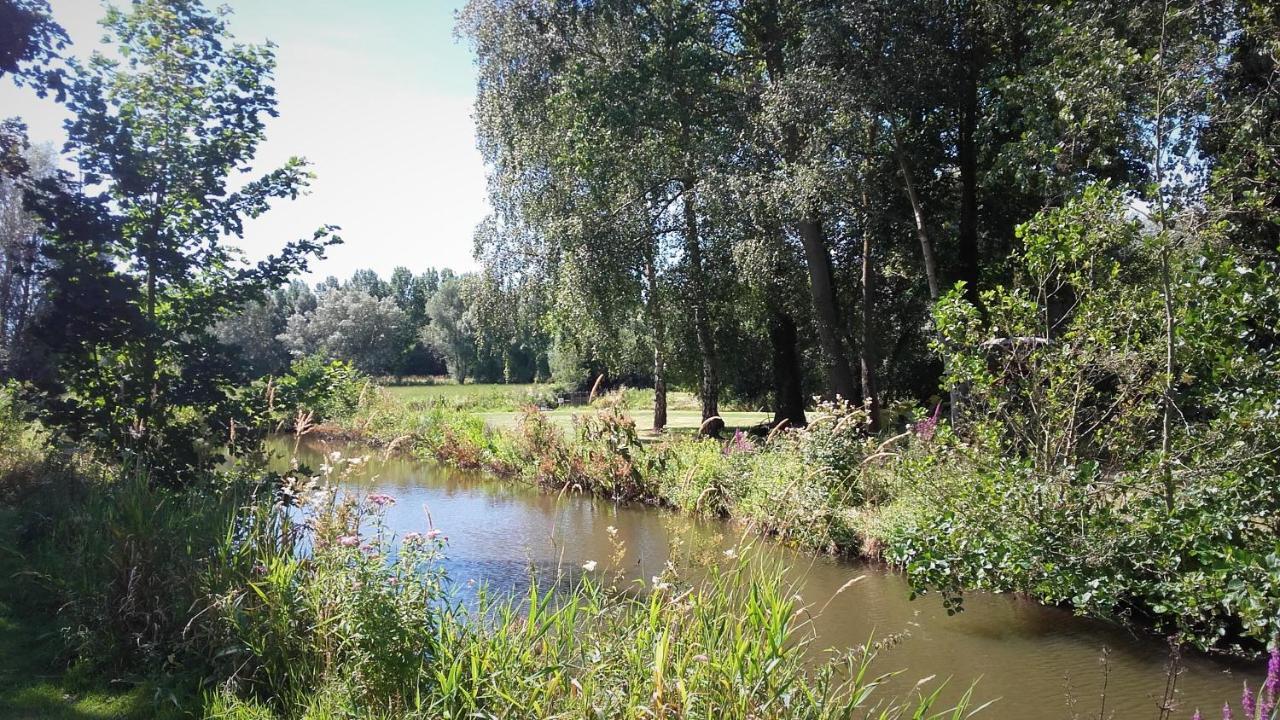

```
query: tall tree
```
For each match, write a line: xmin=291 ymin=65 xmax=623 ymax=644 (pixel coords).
xmin=26 ymin=0 xmax=336 ymax=477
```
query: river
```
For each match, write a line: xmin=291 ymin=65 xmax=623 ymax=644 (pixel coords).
xmin=267 ymin=435 xmax=1264 ymax=719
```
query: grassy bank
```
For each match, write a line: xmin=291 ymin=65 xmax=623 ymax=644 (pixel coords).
xmin=330 ymin=384 xmax=1280 ymax=656
xmin=0 ymin=385 xmax=979 ymax=719
xmin=0 ymin=511 xmax=183 ymax=720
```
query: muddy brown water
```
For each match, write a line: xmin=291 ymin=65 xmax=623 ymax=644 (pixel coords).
xmin=268 ymin=436 xmax=1266 ymax=719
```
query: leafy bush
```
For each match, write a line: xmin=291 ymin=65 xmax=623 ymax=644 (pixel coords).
xmin=262 ymin=355 xmax=369 ymax=427
xmin=0 ymin=382 xmax=54 ymax=502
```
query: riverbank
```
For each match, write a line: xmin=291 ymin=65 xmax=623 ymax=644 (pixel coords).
xmin=0 ymin=386 xmax=980 ymax=719
xmin=322 ymin=386 xmax=1280 ymax=657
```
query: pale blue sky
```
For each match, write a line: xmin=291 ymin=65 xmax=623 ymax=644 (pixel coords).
xmin=0 ymin=0 xmax=485 ymax=278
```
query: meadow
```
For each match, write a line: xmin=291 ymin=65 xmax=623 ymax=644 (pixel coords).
xmin=383 ymin=381 xmax=772 ymax=435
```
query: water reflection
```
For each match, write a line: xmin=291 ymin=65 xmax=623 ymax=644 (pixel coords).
xmin=268 ymin=435 xmax=1263 ymax=720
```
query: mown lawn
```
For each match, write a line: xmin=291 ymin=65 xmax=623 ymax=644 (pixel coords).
xmin=381 ymin=382 xmax=771 ymax=434
xmin=382 ymin=382 xmax=552 ymax=404
xmin=477 ymin=408 xmax=771 ymax=434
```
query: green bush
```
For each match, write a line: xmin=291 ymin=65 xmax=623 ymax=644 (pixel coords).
xmin=262 ymin=355 xmax=370 ymax=427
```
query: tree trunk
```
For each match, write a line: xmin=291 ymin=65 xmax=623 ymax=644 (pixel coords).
xmin=681 ymin=178 xmax=719 ymax=421
xmin=767 ymin=299 xmax=806 ymax=428
xmin=750 ymin=10 xmax=856 ymax=405
xmin=859 ymin=186 xmax=881 ymax=433
xmin=643 ymin=255 xmax=667 ymax=432
xmin=0 ymin=248 xmax=13 ymax=360
xmin=798 ymin=216 xmax=857 ymax=402
xmin=895 ymin=145 xmax=941 ymax=301
xmin=895 ymin=140 xmax=961 ymax=424
xmin=957 ymin=20 xmax=982 ymax=305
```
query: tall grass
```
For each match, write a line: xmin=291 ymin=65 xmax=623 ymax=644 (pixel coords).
xmin=203 ymin=463 xmax=982 ymax=719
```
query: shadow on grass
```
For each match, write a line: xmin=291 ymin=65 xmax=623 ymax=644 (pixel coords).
xmin=0 ymin=602 xmax=182 ymax=720
xmin=0 ymin=508 xmax=187 ymax=720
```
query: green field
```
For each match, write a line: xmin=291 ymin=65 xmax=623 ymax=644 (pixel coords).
xmin=476 ymin=408 xmax=771 ymax=433
xmin=384 ymin=382 xmax=554 ymax=407
xmin=381 ymin=382 xmax=771 ymax=434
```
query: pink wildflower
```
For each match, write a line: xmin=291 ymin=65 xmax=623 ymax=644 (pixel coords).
xmin=368 ymin=493 xmax=396 ymax=507
xmin=337 ymin=535 xmax=359 ymax=547
xmin=915 ymin=403 xmax=942 ymax=441
xmin=426 ymin=528 xmax=443 ymax=540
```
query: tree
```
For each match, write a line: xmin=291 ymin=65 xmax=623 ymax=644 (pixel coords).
xmin=214 ymin=280 xmax=316 ymax=378
xmin=348 ymin=268 xmax=391 ymax=298
xmin=423 ymin=275 xmax=478 ymax=384
xmin=25 ymin=0 xmax=336 ymax=478
xmin=279 ymin=286 xmax=412 ymax=375
xmin=0 ymin=132 xmax=54 ymax=375
xmin=0 ymin=0 xmax=67 ymax=98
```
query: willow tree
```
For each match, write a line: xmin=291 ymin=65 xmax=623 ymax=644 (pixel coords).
xmin=462 ymin=0 xmax=739 ymax=427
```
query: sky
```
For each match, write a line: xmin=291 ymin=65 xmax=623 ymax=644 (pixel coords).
xmin=0 ymin=0 xmax=486 ymax=279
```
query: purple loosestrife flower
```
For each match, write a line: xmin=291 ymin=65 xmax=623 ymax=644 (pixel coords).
xmin=1192 ymin=710 xmax=1202 ymax=720
xmin=1264 ymin=648 xmax=1279 ymax=703
xmin=915 ymin=403 xmax=942 ymax=441
xmin=722 ymin=430 xmax=753 ymax=456
xmin=1243 ymin=683 xmax=1256 ymax=719
xmin=1222 ymin=702 xmax=1232 ymax=720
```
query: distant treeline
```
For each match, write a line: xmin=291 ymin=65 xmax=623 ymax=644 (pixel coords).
xmin=212 ymin=267 xmax=548 ymax=384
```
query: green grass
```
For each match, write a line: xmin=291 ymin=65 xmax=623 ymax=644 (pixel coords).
xmin=477 ymin=408 xmax=771 ymax=435
xmin=381 ymin=383 xmax=771 ymax=434
xmin=0 ymin=511 xmax=181 ymax=720
xmin=383 ymin=382 xmax=552 ymax=402
xmin=382 ymin=382 xmax=558 ymax=413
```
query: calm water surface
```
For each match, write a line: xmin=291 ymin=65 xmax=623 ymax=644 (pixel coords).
xmin=268 ymin=436 xmax=1264 ymax=719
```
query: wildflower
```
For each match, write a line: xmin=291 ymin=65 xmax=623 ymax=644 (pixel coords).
xmin=723 ymin=548 xmax=737 ymax=559
xmin=387 ymin=577 xmax=399 ymax=586
xmin=403 ymin=531 xmax=424 ymax=543
xmin=368 ymin=493 xmax=396 ymax=507
xmin=1265 ymin=647 xmax=1279 ymax=704
xmin=252 ymin=562 xmax=267 ymax=576
xmin=360 ymin=543 xmax=377 ymax=554
xmin=1242 ymin=683 xmax=1256 ymax=719
xmin=915 ymin=403 xmax=942 ymax=441
xmin=426 ymin=528 xmax=443 ymax=540
xmin=651 ymin=575 xmax=671 ymax=591
xmin=337 ymin=534 xmax=359 ymax=547
xmin=1191 ymin=711 xmax=1201 ymax=720
xmin=722 ymin=429 xmax=754 ymax=456
xmin=582 ymin=560 xmax=597 ymax=572
xmin=1222 ymin=702 xmax=1232 ymax=719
